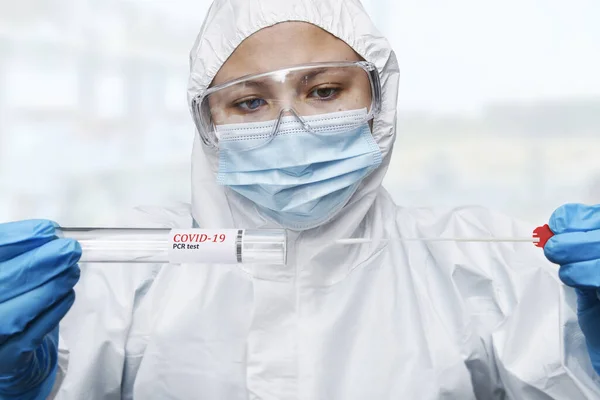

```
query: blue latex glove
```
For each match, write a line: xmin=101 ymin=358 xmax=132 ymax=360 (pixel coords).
xmin=0 ymin=220 xmax=81 ymax=399
xmin=544 ymin=203 xmax=600 ymax=375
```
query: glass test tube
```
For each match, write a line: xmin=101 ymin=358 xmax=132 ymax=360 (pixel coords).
xmin=57 ymin=228 xmax=287 ymax=265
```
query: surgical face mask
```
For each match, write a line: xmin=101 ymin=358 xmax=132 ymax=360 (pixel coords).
xmin=216 ymin=108 xmax=382 ymax=230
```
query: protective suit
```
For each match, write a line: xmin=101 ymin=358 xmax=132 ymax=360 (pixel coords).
xmin=51 ymin=0 xmax=600 ymax=398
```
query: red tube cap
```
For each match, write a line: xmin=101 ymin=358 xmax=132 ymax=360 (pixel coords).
xmin=533 ymin=224 xmax=555 ymax=248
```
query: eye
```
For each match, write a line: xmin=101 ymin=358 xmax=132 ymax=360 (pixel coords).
xmin=309 ymin=87 xmax=340 ymax=100
xmin=235 ymin=98 xmax=267 ymax=111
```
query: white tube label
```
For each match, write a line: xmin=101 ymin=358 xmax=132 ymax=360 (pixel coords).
xmin=168 ymin=229 xmax=240 ymax=264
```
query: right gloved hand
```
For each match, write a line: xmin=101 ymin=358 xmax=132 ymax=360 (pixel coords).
xmin=0 ymin=220 xmax=81 ymax=399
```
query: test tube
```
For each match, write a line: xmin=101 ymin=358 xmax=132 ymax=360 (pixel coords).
xmin=57 ymin=228 xmax=287 ymax=265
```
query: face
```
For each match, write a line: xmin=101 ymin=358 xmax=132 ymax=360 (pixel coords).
xmin=207 ymin=22 xmax=372 ymax=126
xmin=213 ymin=22 xmax=363 ymax=85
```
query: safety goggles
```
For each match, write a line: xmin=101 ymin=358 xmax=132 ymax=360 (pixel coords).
xmin=191 ymin=61 xmax=382 ymax=147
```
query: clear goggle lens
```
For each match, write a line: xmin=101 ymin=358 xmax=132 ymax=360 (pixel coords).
xmin=191 ymin=61 xmax=381 ymax=147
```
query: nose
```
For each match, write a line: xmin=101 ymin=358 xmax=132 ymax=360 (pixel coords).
xmin=279 ymin=109 xmax=296 ymax=118
xmin=273 ymin=108 xmax=315 ymax=134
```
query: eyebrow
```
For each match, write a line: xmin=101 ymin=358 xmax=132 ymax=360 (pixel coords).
xmin=215 ymin=67 xmax=348 ymax=98
xmin=302 ymin=68 xmax=329 ymax=82
xmin=217 ymin=79 xmax=272 ymax=97
xmin=238 ymin=79 xmax=270 ymax=89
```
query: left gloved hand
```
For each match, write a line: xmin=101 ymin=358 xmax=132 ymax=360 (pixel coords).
xmin=544 ymin=203 xmax=600 ymax=375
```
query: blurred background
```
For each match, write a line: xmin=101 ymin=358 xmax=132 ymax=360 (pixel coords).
xmin=0 ymin=0 xmax=599 ymax=226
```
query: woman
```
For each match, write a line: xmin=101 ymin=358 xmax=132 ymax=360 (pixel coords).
xmin=1 ymin=0 xmax=600 ymax=398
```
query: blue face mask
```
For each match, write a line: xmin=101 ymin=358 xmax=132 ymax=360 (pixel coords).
xmin=216 ymin=108 xmax=382 ymax=230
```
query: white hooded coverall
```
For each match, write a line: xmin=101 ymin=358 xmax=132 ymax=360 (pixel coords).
xmin=52 ymin=0 xmax=600 ymax=398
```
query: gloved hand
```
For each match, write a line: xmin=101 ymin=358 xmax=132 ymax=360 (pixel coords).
xmin=0 ymin=220 xmax=81 ymax=399
xmin=544 ymin=203 xmax=600 ymax=375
